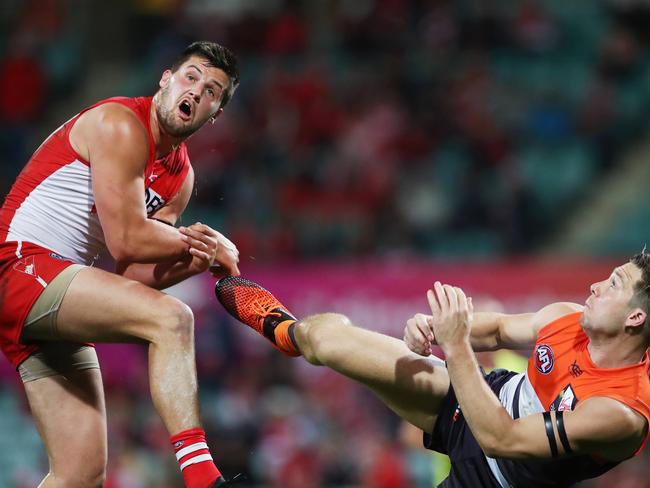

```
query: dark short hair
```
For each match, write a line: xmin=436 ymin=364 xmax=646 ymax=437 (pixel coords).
xmin=630 ymin=249 xmax=650 ymax=318
xmin=171 ymin=41 xmax=240 ymax=109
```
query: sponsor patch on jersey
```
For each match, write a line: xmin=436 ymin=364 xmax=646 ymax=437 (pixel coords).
xmin=558 ymin=385 xmax=578 ymax=411
xmin=534 ymin=344 xmax=555 ymax=374
xmin=145 ymin=187 xmax=166 ymax=215
xmin=551 ymin=384 xmax=578 ymax=412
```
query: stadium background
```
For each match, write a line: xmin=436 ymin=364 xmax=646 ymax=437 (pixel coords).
xmin=0 ymin=0 xmax=649 ymax=486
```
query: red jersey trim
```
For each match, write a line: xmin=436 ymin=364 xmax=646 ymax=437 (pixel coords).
xmin=0 ymin=162 xmax=66 ymax=242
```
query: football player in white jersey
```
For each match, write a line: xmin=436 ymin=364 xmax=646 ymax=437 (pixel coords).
xmin=0 ymin=41 xmax=241 ymax=488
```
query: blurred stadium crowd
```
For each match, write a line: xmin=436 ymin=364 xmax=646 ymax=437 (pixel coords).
xmin=1 ymin=0 xmax=650 ymax=486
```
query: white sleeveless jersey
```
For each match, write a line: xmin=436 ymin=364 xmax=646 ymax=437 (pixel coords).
xmin=0 ymin=96 xmax=191 ymax=265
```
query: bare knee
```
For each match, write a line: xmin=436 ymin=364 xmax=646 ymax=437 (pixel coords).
xmin=299 ymin=313 xmax=352 ymax=365
xmin=152 ymin=296 xmax=194 ymax=346
xmin=49 ymin=461 xmax=106 ymax=488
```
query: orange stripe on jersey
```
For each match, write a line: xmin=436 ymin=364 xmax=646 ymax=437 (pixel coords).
xmin=527 ymin=312 xmax=650 ymax=455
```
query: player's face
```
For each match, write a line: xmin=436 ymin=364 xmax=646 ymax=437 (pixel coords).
xmin=581 ymin=262 xmax=643 ymax=334
xmin=155 ymin=55 xmax=230 ymax=138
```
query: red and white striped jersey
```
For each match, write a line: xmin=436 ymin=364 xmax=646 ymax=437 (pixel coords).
xmin=0 ymin=96 xmax=191 ymax=265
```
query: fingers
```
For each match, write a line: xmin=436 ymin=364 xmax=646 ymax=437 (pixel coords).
xmin=186 ymin=223 xmax=238 ymax=257
xmin=404 ymin=314 xmax=434 ymax=356
xmin=179 ymin=224 xmax=241 ymax=276
xmin=215 ymin=247 xmax=241 ymax=276
xmin=211 ymin=249 xmax=240 ymax=276
xmin=181 ymin=234 xmax=212 ymax=253
xmin=404 ymin=317 xmax=424 ymax=355
xmin=427 ymin=287 xmax=440 ymax=316
xmin=428 ymin=281 xmax=450 ymax=317
xmin=224 ymin=258 xmax=241 ymax=277
xmin=428 ymin=282 xmax=472 ymax=319
xmin=456 ymin=287 xmax=469 ymax=316
xmin=416 ymin=313 xmax=434 ymax=341
xmin=215 ymin=231 xmax=238 ymax=254
xmin=426 ymin=282 xmax=474 ymax=350
xmin=214 ymin=230 xmax=240 ymax=275
xmin=180 ymin=226 xmax=240 ymax=257
xmin=179 ymin=226 xmax=216 ymax=253
xmin=444 ymin=284 xmax=458 ymax=315
xmin=186 ymin=222 xmax=219 ymax=237
xmin=188 ymin=246 xmax=211 ymax=261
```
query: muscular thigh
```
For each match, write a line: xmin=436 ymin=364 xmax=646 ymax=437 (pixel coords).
xmin=24 ymin=368 xmax=107 ymax=471
xmin=54 ymin=266 xmax=176 ymax=343
xmin=303 ymin=314 xmax=450 ymax=432
xmin=353 ymin=332 xmax=449 ymax=433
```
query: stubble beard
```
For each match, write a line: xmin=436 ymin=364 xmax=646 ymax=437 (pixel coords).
xmin=155 ymin=85 xmax=201 ymax=139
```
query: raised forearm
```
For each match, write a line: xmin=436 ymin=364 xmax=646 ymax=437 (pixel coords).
xmin=470 ymin=311 xmax=537 ymax=351
xmin=404 ymin=311 xmax=505 ymax=356
xmin=444 ymin=341 xmax=516 ymax=454
xmin=468 ymin=312 xmax=503 ymax=351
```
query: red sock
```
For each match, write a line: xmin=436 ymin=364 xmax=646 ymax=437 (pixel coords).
xmin=171 ymin=427 xmax=222 ymax=488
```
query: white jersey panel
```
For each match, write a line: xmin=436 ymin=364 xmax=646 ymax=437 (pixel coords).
xmin=486 ymin=372 xmax=544 ymax=487
xmin=6 ymin=160 xmax=106 ymax=264
xmin=497 ymin=371 xmax=544 ymax=417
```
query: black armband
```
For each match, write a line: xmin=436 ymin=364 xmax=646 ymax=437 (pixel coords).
xmin=150 ymin=217 xmax=175 ymax=227
xmin=555 ymin=410 xmax=573 ymax=454
xmin=543 ymin=411 xmax=559 ymax=458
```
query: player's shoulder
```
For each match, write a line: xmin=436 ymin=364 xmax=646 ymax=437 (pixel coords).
xmin=576 ymin=396 xmax=648 ymax=451
xmin=73 ymin=100 xmax=149 ymax=157
xmin=532 ymin=302 xmax=583 ymax=333
xmin=84 ymin=101 xmax=146 ymax=136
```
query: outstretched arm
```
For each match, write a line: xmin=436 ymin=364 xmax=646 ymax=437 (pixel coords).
xmin=428 ymin=283 xmax=647 ymax=461
xmin=404 ymin=302 xmax=583 ymax=354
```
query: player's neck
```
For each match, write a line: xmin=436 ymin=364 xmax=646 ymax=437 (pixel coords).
xmin=587 ymin=334 xmax=646 ymax=369
xmin=150 ymin=98 xmax=184 ymax=158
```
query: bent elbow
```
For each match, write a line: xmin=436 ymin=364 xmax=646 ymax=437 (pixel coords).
xmin=109 ymin=246 xmax=134 ymax=263
xmin=481 ymin=436 xmax=533 ymax=460
xmin=478 ymin=430 xmax=519 ymax=459
xmin=106 ymin=237 xmax=136 ymax=262
xmin=480 ymin=437 xmax=501 ymax=458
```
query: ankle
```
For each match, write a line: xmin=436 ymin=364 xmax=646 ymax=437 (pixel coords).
xmin=293 ymin=321 xmax=321 ymax=365
xmin=171 ymin=427 xmax=221 ymax=488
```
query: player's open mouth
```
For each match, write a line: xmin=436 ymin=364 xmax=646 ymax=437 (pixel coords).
xmin=178 ymin=100 xmax=193 ymax=120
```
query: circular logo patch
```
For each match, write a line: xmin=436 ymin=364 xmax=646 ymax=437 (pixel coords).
xmin=534 ymin=344 xmax=555 ymax=375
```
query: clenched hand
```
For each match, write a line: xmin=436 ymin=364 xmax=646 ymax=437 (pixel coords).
xmin=179 ymin=223 xmax=240 ymax=277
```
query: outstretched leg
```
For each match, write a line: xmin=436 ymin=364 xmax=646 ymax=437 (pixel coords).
xmin=215 ymin=277 xmax=450 ymax=432
xmin=296 ymin=312 xmax=449 ymax=432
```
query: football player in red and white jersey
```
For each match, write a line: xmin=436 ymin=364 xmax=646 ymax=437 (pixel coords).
xmin=214 ymin=251 xmax=650 ymax=487
xmin=0 ymin=42 xmax=241 ymax=487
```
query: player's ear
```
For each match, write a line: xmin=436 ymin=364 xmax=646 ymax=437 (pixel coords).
xmin=625 ymin=307 xmax=647 ymax=329
xmin=209 ymin=108 xmax=224 ymax=124
xmin=159 ymin=69 xmax=173 ymax=88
